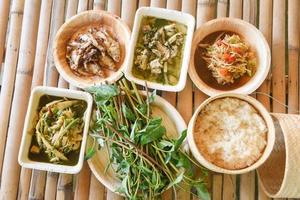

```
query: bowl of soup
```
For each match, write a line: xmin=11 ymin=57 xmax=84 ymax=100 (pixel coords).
xmin=189 ymin=18 xmax=270 ymax=96
xmin=124 ymin=7 xmax=195 ymax=92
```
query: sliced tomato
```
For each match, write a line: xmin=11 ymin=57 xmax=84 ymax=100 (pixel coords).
xmin=223 ymin=53 xmax=235 ymax=63
xmin=219 ymin=68 xmax=229 ymax=77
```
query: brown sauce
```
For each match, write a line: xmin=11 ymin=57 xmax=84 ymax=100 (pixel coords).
xmin=194 ymin=31 xmax=252 ymax=91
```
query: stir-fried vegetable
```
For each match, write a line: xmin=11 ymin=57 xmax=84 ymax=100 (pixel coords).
xmin=30 ymin=97 xmax=85 ymax=163
xmin=87 ymin=78 xmax=210 ymax=200
xmin=133 ymin=17 xmax=186 ymax=85
xmin=200 ymin=33 xmax=256 ymax=85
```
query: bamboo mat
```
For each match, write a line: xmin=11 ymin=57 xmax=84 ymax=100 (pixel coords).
xmin=0 ymin=0 xmax=299 ymax=199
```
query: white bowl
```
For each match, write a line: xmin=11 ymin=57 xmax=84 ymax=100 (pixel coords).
xmin=18 ymin=86 xmax=93 ymax=174
xmin=189 ymin=18 xmax=271 ymax=96
xmin=87 ymin=93 xmax=187 ymax=193
xmin=124 ymin=7 xmax=195 ymax=92
xmin=187 ymin=93 xmax=275 ymax=174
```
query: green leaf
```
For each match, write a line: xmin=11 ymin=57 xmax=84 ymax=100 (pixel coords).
xmin=174 ymin=129 xmax=187 ymax=151
xmin=195 ymin=182 xmax=211 ymax=200
xmin=158 ymin=140 xmax=174 ymax=152
xmin=84 ymin=147 xmax=96 ymax=160
xmin=86 ymin=85 xmax=119 ymax=105
xmin=122 ymin=103 xmax=136 ymax=121
xmin=140 ymin=118 xmax=166 ymax=145
xmin=166 ymin=169 xmax=185 ymax=189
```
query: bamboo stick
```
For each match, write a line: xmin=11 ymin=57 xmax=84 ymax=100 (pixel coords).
xmin=0 ymin=0 xmax=24 ymax=180
xmin=56 ymin=173 xmax=74 ymax=200
xmin=256 ymin=1 xmax=272 ymax=200
xmin=257 ymin=0 xmax=272 ymax=112
xmin=287 ymin=0 xmax=299 ymax=114
xmin=121 ymin=0 xmax=137 ymax=29
xmin=150 ymin=0 xmax=166 ymax=8
xmin=77 ymin=0 xmax=89 ymax=12
xmin=74 ymin=163 xmax=91 ymax=200
xmin=222 ymin=174 xmax=236 ymax=200
xmin=138 ymin=0 xmax=150 ymax=7
xmin=212 ymin=174 xmax=223 ymax=200
xmin=0 ymin=0 xmax=41 ymax=199
xmin=44 ymin=172 xmax=59 ymax=200
xmin=217 ymin=0 xmax=228 ymax=18
xmin=0 ymin=0 xmax=10 ymax=71
xmin=239 ymin=171 xmax=255 ymax=200
xmin=160 ymin=0 xmax=181 ymax=108
xmin=196 ymin=0 xmax=215 ymax=27
xmin=229 ymin=0 xmax=242 ymax=18
xmin=88 ymin=0 xmax=94 ymax=9
xmin=272 ymin=0 xmax=286 ymax=113
xmin=29 ymin=170 xmax=47 ymax=200
xmin=94 ymin=0 xmax=106 ymax=10
xmin=243 ymin=0 xmax=257 ymax=25
xmin=44 ymin=0 xmax=66 ymax=87
xmin=89 ymin=174 xmax=105 ymax=200
xmin=42 ymin=1 xmax=67 ymax=199
xmin=107 ymin=0 xmax=121 ymax=15
xmin=27 ymin=1 xmax=53 ymax=199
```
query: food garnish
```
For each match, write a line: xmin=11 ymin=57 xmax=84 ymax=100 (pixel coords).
xmin=30 ymin=97 xmax=86 ymax=163
xmin=200 ymin=33 xmax=256 ymax=85
xmin=87 ymin=78 xmax=210 ymax=200
xmin=132 ymin=17 xmax=186 ymax=85
xmin=66 ymin=27 xmax=121 ymax=78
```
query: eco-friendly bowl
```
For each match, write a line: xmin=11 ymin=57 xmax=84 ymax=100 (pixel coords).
xmin=189 ymin=18 xmax=271 ymax=96
xmin=187 ymin=93 xmax=275 ymax=174
xmin=18 ymin=86 xmax=93 ymax=174
xmin=53 ymin=10 xmax=131 ymax=89
xmin=124 ymin=7 xmax=195 ymax=92
xmin=87 ymin=93 xmax=187 ymax=193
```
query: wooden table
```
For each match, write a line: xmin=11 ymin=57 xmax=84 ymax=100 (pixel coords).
xmin=0 ymin=0 xmax=299 ymax=199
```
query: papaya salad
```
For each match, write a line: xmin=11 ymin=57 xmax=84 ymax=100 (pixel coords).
xmin=200 ymin=33 xmax=256 ymax=85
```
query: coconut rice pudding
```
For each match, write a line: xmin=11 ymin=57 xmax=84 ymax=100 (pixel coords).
xmin=194 ymin=97 xmax=267 ymax=170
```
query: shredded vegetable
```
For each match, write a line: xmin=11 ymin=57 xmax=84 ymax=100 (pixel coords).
xmin=200 ymin=33 xmax=256 ymax=85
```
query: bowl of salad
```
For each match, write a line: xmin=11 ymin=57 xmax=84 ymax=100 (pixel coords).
xmin=189 ymin=17 xmax=270 ymax=96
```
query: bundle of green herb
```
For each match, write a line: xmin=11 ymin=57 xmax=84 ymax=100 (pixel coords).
xmin=86 ymin=78 xmax=210 ymax=200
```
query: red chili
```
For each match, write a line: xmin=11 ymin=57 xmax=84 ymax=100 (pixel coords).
xmin=223 ymin=53 xmax=235 ymax=63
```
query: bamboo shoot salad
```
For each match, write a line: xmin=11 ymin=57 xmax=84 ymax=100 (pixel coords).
xmin=29 ymin=95 xmax=87 ymax=165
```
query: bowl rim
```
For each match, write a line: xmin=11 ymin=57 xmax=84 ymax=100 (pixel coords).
xmin=53 ymin=10 xmax=131 ymax=89
xmin=18 ymin=86 xmax=93 ymax=174
xmin=189 ymin=17 xmax=271 ymax=96
xmin=87 ymin=91 xmax=188 ymax=193
xmin=187 ymin=93 xmax=275 ymax=174
xmin=124 ymin=7 xmax=195 ymax=92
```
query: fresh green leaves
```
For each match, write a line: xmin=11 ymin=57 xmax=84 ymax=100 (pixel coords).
xmin=84 ymin=147 xmax=96 ymax=160
xmin=140 ymin=118 xmax=166 ymax=145
xmin=86 ymin=85 xmax=119 ymax=105
xmin=88 ymin=78 xmax=210 ymax=199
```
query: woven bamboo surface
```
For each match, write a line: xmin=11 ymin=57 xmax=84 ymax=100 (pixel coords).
xmin=0 ymin=0 xmax=299 ymax=199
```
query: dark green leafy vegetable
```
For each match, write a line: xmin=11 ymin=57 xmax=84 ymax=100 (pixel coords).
xmin=88 ymin=78 xmax=210 ymax=200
